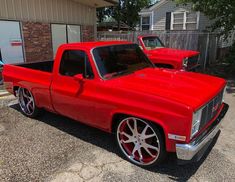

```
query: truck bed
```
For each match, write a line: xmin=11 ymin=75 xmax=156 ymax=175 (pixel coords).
xmin=16 ymin=60 xmax=54 ymax=73
xmin=3 ymin=60 xmax=53 ymax=105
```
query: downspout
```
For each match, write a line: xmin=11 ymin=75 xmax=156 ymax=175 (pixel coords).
xmin=151 ymin=11 xmax=154 ymax=31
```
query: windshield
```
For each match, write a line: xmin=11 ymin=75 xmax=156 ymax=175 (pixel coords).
xmin=142 ymin=36 xmax=165 ymax=50
xmin=93 ymin=44 xmax=154 ymax=79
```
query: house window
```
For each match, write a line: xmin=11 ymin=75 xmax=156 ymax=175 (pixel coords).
xmin=171 ymin=12 xmax=199 ymax=30
xmin=142 ymin=16 xmax=150 ymax=30
xmin=186 ymin=12 xmax=198 ymax=30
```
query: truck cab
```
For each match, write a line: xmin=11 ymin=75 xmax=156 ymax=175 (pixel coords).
xmin=138 ymin=35 xmax=200 ymax=71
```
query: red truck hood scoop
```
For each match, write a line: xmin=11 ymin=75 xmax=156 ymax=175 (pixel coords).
xmin=112 ymin=68 xmax=225 ymax=110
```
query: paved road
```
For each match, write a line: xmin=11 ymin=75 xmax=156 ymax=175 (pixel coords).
xmin=0 ymin=85 xmax=235 ymax=182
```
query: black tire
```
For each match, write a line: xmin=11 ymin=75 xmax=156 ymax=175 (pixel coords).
xmin=115 ymin=117 xmax=166 ymax=168
xmin=18 ymin=87 xmax=40 ymax=118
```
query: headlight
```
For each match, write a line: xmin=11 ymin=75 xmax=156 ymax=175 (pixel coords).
xmin=191 ymin=108 xmax=202 ymax=138
xmin=183 ymin=57 xmax=189 ymax=69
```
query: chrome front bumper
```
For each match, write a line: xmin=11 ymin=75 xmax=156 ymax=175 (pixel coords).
xmin=176 ymin=103 xmax=229 ymax=161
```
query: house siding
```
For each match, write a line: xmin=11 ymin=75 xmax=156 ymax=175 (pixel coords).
xmin=0 ymin=0 xmax=96 ymax=26
xmin=152 ymin=1 xmax=175 ymax=30
xmin=148 ymin=1 xmax=202 ymax=31
xmin=199 ymin=13 xmax=212 ymax=31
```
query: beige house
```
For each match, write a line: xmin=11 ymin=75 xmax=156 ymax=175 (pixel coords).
xmin=0 ymin=0 xmax=117 ymax=63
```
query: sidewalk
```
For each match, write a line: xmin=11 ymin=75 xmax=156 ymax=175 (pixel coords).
xmin=0 ymin=85 xmax=10 ymax=97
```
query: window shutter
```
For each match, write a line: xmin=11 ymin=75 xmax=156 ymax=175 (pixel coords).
xmin=165 ymin=12 xmax=171 ymax=30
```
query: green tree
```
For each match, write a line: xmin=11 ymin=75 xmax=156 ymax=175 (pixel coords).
xmin=97 ymin=8 xmax=107 ymax=23
xmin=175 ymin=0 xmax=235 ymax=36
xmin=119 ymin=0 xmax=152 ymax=29
xmin=97 ymin=0 xmax=153 ymax=30
xmin=176 ymin=0 xmax=235 ymax=74
xmin=96 ymin=7 xmax=114 ymax=23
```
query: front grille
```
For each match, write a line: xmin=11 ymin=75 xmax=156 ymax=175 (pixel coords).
xmin=199 ymin=89 xmax=224 ymax=130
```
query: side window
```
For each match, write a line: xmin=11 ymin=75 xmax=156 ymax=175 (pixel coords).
xmin=59 ymin=50 xmax=94 ymax=78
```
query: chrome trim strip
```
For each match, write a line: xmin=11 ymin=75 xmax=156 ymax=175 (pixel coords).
xmin=176 ymin=121 xmax=221 ymax=160
xmin=90 ymin=47 xmax=105 ymax=80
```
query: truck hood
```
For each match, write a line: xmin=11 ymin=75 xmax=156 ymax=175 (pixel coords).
xmin=109 ymin=68 xmax=226 ymax=110
xmin=148 ymin=48 xmax=199 ymax=59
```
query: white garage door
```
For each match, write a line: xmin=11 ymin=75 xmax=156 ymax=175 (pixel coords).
xmin=67 ymin=25 xmax=81 ymax=43
xmin=51 ymin=24 xmax=81 ymax=56
xmin=0 ymin=20 xmax=24 ymax=64
xmin=51 ymin=24 xmax=67 ymax=57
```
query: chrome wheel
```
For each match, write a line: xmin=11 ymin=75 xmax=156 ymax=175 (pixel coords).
xmin=18 ymin=88 xmax=35 ymax=116
xmin=117 ymin=117 xmax=161 ymax=166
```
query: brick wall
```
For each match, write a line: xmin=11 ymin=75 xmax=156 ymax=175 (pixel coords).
xmin=81 ymin=25 xmax=95 ymax=42
xmin=22 ymin=23 xmax=94 ymax=62
xmin=22 ymin=22 xmax=53 ymax=62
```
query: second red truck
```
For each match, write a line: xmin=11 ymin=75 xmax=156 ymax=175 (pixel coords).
xmin=138 ymin=35 xmax=200 ymax=71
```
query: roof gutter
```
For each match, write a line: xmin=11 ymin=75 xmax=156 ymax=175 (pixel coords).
xmin=103 ymin=0 xmax=118 ymax=5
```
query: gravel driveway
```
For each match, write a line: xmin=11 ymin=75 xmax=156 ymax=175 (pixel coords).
xmin=0 ymin=84 xmax=235 ymax=182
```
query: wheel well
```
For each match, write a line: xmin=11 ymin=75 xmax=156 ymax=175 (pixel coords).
xmin=13 ymin=86 xmax=19 ymax=96
xmin=111 ymin=113 xmax=165 ymax=141
xmin=111 ymin=113 xmax=128 ymax=133
xmin=155 ymin=63 xmax=174 ymax=69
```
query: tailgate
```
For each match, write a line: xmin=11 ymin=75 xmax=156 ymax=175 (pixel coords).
xmin=3 ymin=64 xmax=53 ymax=110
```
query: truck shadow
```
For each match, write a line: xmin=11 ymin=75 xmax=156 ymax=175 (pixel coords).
xmin=10 ymin=104 xmax=220 ymax=181
xmin=149 ymin=132 xmax=220 ymax=181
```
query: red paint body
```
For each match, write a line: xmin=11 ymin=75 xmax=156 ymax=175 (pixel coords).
xmin=2 ymin=41 xmax=226 ymax=153
xmin=138 ymin=35 xmax=200 ymax=70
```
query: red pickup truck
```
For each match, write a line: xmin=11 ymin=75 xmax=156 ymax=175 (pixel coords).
xmin=138 ymin=35 xmax=200 ymax=71
xmin=3 ymin=41 xmax=228 ymax=167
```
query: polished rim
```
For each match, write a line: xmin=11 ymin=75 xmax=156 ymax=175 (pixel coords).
xmin=117 ymin=117 xmax=160 ymax=166
xmin=18 ymin=88 xmax=35 ymax=116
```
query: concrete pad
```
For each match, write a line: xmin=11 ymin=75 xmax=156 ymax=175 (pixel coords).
xmin=0 ymin=91 xmax=10 ymax=97
xmin=51 ymin=172 xmax=83 ymax=182
xmin=0 ymin=124 xmax=5 ymax=133
xmin=67 ymin=163 xmax=83 ymax=173
xmin=80 ymin=165 xmax=102 ymax=180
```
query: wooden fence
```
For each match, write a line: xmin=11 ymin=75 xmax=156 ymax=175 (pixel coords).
xmin=97 ymin=31 xmax=220 ymax=69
